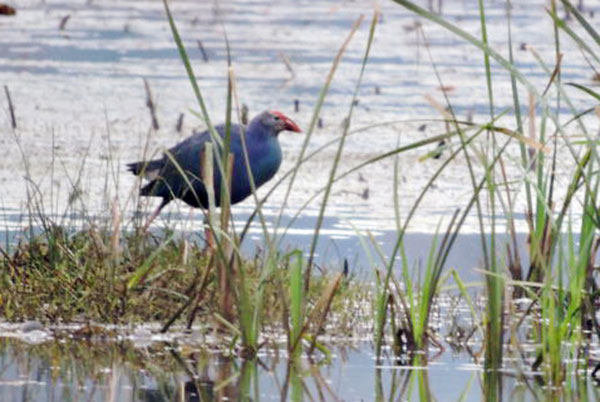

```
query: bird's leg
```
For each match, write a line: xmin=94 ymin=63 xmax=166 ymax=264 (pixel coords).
xmin=142 ymin=198 xmax=169 ymax=233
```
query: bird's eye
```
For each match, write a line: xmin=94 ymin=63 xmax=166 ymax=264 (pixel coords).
xmin=274 ymin=115 xmax=280 ymax=121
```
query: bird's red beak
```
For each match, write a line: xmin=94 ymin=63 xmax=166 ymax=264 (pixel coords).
xmin=284 ymin=117 xmax=302 ymax=133
xmin=271 ymin=110 xmax=302 ymax=133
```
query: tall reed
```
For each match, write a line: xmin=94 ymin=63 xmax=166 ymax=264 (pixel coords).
xmin=390 ymin=0 xmax=600 ymax=389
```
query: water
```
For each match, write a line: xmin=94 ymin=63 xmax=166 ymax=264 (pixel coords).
xmin=3 ymin=330 xmax=595 ymax=402
xmin=0 ymin=336 xmax=478 ymax=401
xmin=0 ymin=205 xmax=532 ymax=283
xmin=0 ymin=0 xmax=598 ymax=235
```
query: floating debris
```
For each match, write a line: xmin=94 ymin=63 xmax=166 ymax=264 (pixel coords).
xmin=402 ymin=20 xmax=422 ymax=32
xmin=0 ymin=3 xmax=15 ymax=15
xmin=438 ymin=85 xmax=455 ymax=93
xmin=432 ymin=139 xmax=446 ymax=160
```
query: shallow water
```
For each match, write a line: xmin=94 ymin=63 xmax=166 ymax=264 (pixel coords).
xmin=3 ymin=328 xmax=597 ymax=402
xmin=0 ymin=203 xmax=534 ymax=282
xmin=1 ymin=0 xmax=599 ymax=237
xmin=0 ymin=336 xmax=477 ymax=401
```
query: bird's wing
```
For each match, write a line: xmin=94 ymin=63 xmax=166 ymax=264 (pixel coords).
xmin=163 ymin=123 xmax=245 ymax=178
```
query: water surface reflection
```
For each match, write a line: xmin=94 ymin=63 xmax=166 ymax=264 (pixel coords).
xmin=2 ymin=337 xmax=598 ymax=401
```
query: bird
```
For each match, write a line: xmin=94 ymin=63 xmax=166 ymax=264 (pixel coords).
xmin=128 ymin=110 xmax=302 ymax=229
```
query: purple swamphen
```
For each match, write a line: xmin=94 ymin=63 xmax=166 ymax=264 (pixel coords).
xmin=128 ymin=110 xmax=302 ymax=228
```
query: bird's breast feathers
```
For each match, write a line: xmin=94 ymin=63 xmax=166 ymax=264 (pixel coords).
xmin=245 ymin=140 xmax=282 ymax=184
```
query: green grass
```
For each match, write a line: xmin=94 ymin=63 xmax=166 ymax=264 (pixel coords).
xmin=388 ymin=0 xmax=600 ymax=390
xmin=0 ymin=223 xmax=367 ymax=333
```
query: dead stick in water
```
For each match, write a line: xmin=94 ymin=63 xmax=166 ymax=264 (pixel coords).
xmin=143 ymin=78 xmax=159 ymax=130
xmin=59 ymin=15 xmax=70 ymax=30
xmin=176 ymin=112 xmax=184 ymax=132
xmin=278 ymin=53 xmax=295 ymax=79
xmin=4 ymin=85 xmax=16 ymax=129
xmin=241 ymin=104 xmax=249 ymax=124
xmin=197 ymin=40 xmax=209 ymax=62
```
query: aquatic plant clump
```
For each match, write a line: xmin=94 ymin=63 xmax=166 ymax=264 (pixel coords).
xmin=0 ymin=225 xmax=369 ymax=337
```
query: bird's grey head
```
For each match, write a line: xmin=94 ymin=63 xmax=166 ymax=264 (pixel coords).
xmin=253 ymin=110 xmax=302 ymax=136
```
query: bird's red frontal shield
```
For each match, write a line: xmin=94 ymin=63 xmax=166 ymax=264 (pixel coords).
xmin=270 ymin=110 xmax=302 ymax=133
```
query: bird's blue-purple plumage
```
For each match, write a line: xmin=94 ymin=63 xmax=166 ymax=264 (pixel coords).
xmin=128 ymin=112 xmax=284 ymax=209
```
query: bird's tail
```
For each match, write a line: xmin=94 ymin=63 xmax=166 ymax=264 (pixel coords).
xmin=127 ymin=159 xmax=163 ymax=179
